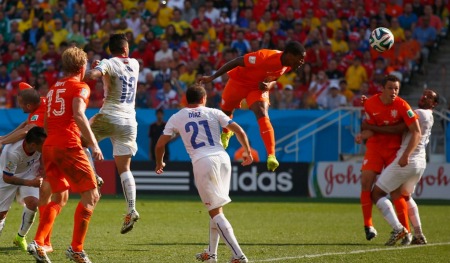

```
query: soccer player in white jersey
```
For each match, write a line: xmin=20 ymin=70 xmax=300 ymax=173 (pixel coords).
xmin=0 ymin=127 xmax=46 ymax=251
xmin=155 ymin=84 xmax=253 ymax=263
xmin=84 ymin=33 xmax=140 ymax=234
xmin=369 ymin=89 xmax=439 ymax=246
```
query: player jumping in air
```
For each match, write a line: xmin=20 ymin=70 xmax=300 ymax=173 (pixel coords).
xmin=199 ymin=41 xmax=306 ymax=171
xmin=84 ymin=33 xmax=141 ymax=234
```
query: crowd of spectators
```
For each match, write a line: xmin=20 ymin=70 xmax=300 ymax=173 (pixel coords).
xmin=0 ymin=0 xmax=449 ymax=110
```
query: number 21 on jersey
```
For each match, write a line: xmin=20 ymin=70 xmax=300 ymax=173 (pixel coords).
xmin=185 ymin=120 xmax=215 ymax=149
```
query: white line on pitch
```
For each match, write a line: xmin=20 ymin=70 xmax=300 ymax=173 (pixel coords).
xmin=250 ymin=242 xmax=450 ymax=262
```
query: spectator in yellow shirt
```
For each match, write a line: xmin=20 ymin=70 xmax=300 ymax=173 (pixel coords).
xmin=331 ymin=29 xmax=349 ymax=54
xmin=51 ymin=18 xmax=68 ymax=48
xmin=18 ymin=9 xmax=32 ymax=33
xmin=41 ymin=10 xmax=55 ymax=33
xmin=169 ymin=9 xmax=191 ymax=35
xmin=156 ymin=1 xmax=173 ymax=28
xmin=179 ymin=61 xmax=197 ymax=87
xmin=145 ymin=0 xmax=160 ymax=14
xmin=345 ymin=56 xmax=368 ymax=93
xmin=389 ymin=17 xmax=405 ymax=43
xmin=257 ymin=11 xmax=274 ymax=33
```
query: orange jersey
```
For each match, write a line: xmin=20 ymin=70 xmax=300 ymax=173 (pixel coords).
xmin=27 ymin=97 xmax=46 ymax=127
xmin=364 ymin=94 xmax=418 ymax=150
xmin=227 ymin=49 xmax=291 ymax=87
xmin=44 ymin=77 xmax=90 ymax=147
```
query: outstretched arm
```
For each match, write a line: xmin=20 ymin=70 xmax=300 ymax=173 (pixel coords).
xmin=155 ymin=134 xmax=172 ymax=174
xmin=83 ymin=60 xmax=103 ymax=81
xmin=0 ymin=121 xmax=30 ymax=147
xmin=83 ymin=68 xmax=103 ymax=81
xmin=199 ymin=57 xmax=245 ymax=83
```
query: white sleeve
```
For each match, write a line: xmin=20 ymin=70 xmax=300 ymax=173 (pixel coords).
xmin=214 ymin=109 xmax=233 ymax=128
xmin=3 ymin=151 xmax=19 ymax=176
xmin=94 ymin=59 xmax=110 ymax=75
xmin=162 ymin=116 xmax=179 ymax=136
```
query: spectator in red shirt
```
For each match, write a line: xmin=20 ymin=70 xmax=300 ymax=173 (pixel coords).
xmin=43 ymin=63 xmax=58 ymax=87
xmin=131 ymin=40 xmax=155 ymax=69
xmin=189 ymin=32 xmax=209 ymax=60
xmin=191 ymin=6 xmax=212 ymax=31
xmin=305 ymin=41 xmax=328 ymax=74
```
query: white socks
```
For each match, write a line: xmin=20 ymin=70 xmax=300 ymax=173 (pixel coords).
xmin=120 ymin=171 xmax=136 ymax=213
xmin=208 ymin=218 xmax=220 ymax=255
xmin=376 ymin=197 xmax=403 ymax=230
xmin=407 ymin=198 xmax=423 ymax=236
xmin=212 ymin=213 xmax=244 ymax=258
xmin=0 ymin=218 xmax=5 ymax=235
xmin=18 ymin=206 xmax=36 ymax=237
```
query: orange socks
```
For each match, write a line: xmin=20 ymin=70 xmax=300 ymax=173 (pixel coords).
xmin=38 ymin=204 xmax=53 ymax=246
xmin=257 ymin=116 xmax=275 ymax=156
xmin=34 ymin=202 xmax=61 ymax=246
xmin=393 ymin=197 xmax=410 ymax=232
xmin=71 ymin=202 xmax=93 ymax=252
xmin=360 ymin=191 xmax=373 ymax=227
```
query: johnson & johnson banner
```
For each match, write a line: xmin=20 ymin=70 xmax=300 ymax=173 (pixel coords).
xmin=310 ymin=162 xmax=450 ymax=200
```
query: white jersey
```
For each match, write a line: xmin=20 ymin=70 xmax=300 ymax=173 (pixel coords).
xmin=95 ymin=57 xmax=140 ymax=119
xmin=397 ymin=108 xmax=433 ymax=168
xmin=163 ymin=106 xmax=233 ymax=163
xmin=0 ymin=140 xmax=40 ymax=182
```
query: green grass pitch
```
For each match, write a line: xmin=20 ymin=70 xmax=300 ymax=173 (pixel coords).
xmin=1 ymin=195 xmax=449 ymax=262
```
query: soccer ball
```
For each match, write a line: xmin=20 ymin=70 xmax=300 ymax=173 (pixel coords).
xmin=369 ymin=27 xmax=394 ymax=52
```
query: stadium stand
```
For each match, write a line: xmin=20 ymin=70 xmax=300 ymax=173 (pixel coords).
xmin=0 ymin=0 xmax=448 ymax=110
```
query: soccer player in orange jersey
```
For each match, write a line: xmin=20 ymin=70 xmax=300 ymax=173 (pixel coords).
xmin=0 ymin=84 xmax=46 ymax=147
xmin=355 ymin=74 xmax=420 ymax=241
xmin=27 ymin=47 xmax=103 ymax=263
xmin=199 ymin=41 xmax=306 ymax=171
xmin=0 ymin=85 xmax=56 ymax=252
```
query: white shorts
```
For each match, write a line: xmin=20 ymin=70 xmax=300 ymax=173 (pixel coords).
xmin=376 ymin=161 xmax=425 ymax=196
xmin=0 ymin=181 xmax=39 ymax=212
xmin=193 ymin=152 xmax=232 ymax=211
xmin=90 ymin=113 xmax=138 ymax=156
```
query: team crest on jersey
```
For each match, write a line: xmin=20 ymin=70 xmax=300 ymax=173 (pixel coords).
xmin=30 ymin=115 xmax=39 ymax=121
xmin=407 ymin=109 xmax=415 ymax=118
xmin=391 ymin=109 xmax=398 ymax=119
xmin=5 ymin=161 xmax=14 ymax=172
xmin=248 ymin=56 xmax=256 ymax=64
xmin=80 ymin=88 xmax=89 ymax=99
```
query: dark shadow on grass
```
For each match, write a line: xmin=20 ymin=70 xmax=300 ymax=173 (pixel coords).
xmin=0 ymin=246 xmax=21 ymax=253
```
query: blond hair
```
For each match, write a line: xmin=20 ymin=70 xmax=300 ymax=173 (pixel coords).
xmin=61 ymin=47 xmax=87 ymax=75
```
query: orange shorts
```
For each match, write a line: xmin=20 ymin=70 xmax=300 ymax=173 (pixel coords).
xmin=361 ymin=147 xmax=398 ymax=174
xmin=42 ymin=145 xmax=96 ymax=193
xmin=221 ymin=78 xmax=270 ymax=111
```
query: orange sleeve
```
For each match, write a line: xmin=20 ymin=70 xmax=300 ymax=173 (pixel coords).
xmin=363 ymin=99 xmax=377 ymax=125
xmin=73 ymin=83 xmax=91 ymax=105
xmin=397 ymin=100 xmax=418 ymax=127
